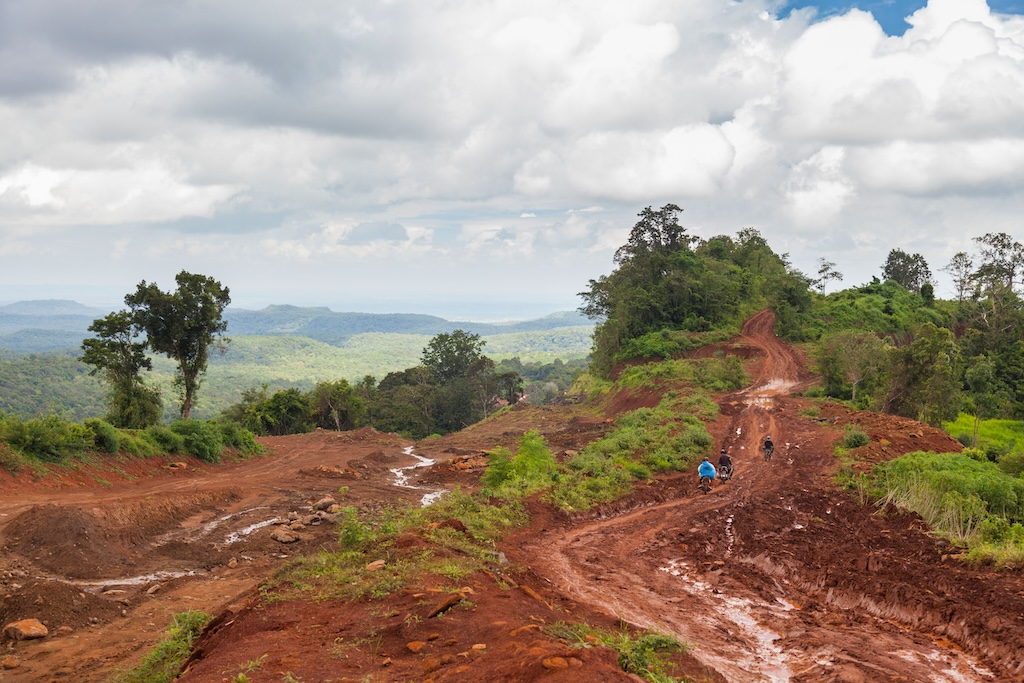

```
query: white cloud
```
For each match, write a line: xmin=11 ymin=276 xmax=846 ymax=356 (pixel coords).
xmin=3 ymin=0 xmax=1024 ymax=312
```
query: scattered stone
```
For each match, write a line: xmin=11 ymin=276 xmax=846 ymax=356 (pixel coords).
xmin=3 ymin=619 xmax=48 ymax=640
xmin=423 ymin=657 xmax=442 ymax=674
xmin=318 ymin=512 xmax=339 ymax=524
xmin=327 ymin=504 xmax=344 ymax=514
xmin=312 ymin=496 xmax=337 ymax=511
xmin=543 ymin=657 xmax=569 ymax=670
xmin=271 ymin=529 xmax=301 ymax=544
xmin=365 ymin=559 xmax=386 ymax=572
xmin=102 ymin=589 xmax=126 ymax=596
xmin=440 ymin=654 xmax=456 ymax=664
xmin=165 ymin=462 xmax=188 ymax=471
xmin=510 ymin=624 xmax=541 ymax=637
xmin=146 ymin=584 xmax=162 ymax=595
xmin=2 ymin=655 xmax=19 ymax=669
xmin=569 ymin=657 xmax=583 ymax=667
xmin=302 ymin=515 xmax=321 ymax=526
xmin=427 ymin=593 xmax=463 ymax=618
xmin=471 ymin=643 xmax=486 ymax=650
xmin=54 ymin=626 xmax=74 ymax=636
xmin=427 ymin=632 xmax=440 ymax=641
xmin=381 ymin=657 xmax=392 ymax=667
xmin=407 ymin=641 xmax=428 ymax=654
xmin=287 ymin=522 xmax=305 ymax=531
xmin=287 ymin=511 xmax=301 ymax=521
xmin=444 ymin=638 xmax=458 ymax=647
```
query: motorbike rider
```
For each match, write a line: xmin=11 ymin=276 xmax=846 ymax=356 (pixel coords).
xmin=718 ymin=447 xmax=733 ymax=470
xmin=763 ymin=435 xmax=774 ymax=458
xmin=697 ymin=456 xmax=717 ymax=487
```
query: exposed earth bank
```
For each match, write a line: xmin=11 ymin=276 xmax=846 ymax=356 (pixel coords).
xmin=1 ymin=311 xmax=1023 ymax=682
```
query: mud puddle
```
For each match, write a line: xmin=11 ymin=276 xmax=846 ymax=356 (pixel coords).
xmin=391 ymin=446 xmax=448 ymax=506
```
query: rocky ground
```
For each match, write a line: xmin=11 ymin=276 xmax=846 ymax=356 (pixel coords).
xmin=1 ymin=311 xmax=1023 ymax=682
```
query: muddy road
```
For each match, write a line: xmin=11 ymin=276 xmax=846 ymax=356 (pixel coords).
xmin=2 ymin=310 xmax=1024 ymax=682
xmin=520 ymin=310 xmax=1024 ymax=682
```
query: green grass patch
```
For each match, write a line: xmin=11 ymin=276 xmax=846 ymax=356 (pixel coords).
xmin=615 ymin=357 xmax=748 ymax=393
xmin=114 ymin=610 xmax=211 ymax=683
xmin=861 ymin=450 xmax=1024 ymax=568
xmin=270 ymin=490 xmax=527 ymax=602
xmin=545 ymin=621 xmax=688 ymax=682
xmin=943 ymin=413 xmax=1024 ymax=464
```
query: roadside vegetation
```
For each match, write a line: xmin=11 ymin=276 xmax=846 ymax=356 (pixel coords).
xmin=114 ymin=610 xmax=211 ymax=683
xmin=852 ymin=449 xmax=1024 ymax=568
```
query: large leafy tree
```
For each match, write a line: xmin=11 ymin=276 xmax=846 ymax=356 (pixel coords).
xmin=881 ymin=249 xmax=932 ymax=291
xmin=80 ymin=311 xmax=161 ymax=427
xmin=309 ymin=379 xmax=365 ymax=431
xmin=125 ymin=271 xmax=231 ymax=419
xmin=421 ymin=330 xmax=486 ymax=384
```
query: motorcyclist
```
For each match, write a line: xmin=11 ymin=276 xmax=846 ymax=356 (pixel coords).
xmin=718 ymin=448 xmax=734 ymax=478
xmin=697 ymin=456 xmax=717 ymax=488
xmin=763 ymin=435 xmax=774 ymax=459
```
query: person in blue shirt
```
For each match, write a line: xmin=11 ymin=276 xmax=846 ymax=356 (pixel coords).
xmin=697 ymin=456 xmax=717 ymax=488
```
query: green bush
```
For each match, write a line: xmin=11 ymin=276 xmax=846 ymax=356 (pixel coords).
xmin=482 ymin=430 xmax=557 ymax=499
xmin=0 ymin=414 xmax=93 ymax=462
xmin=115 ymin=611 xmax=211 ymax=683
xmin=999 ymin=451 xmax=1024 ymax=477
xmin=119 ymin=432 xmax=160 ymax=458
xmin=0 ymin=441 xmax=28 ymax=474
xmin=842 ymin=428 xmax=870 ymax=449
xmin=144 ymin=425 xmax=186 ymax=453
xmin=218 ymin=421 xmax=263 ymax=455
xmin=84 ymin=418 xmax=120 ymax=454
xmin=170 ymin=420 xmax=224 ymax=463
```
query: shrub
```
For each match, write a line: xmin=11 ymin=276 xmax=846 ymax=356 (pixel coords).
xmin=170 ymin=420 xmax=224 ymax=463
xmin=218 ymin=422 xmax=263 ymax=455
xmin=0 ymin=441 xmax=27 ymax=474
xmin=482 ymin=431 xmax=557 ymax=499
xmin=84 ymin=418 xmax=120 ymax=454
xmin=998 ymin=451 xmax=1024 ymax=478
xmin=144 ymin=425 xmax=186 ymax=453
xmin=842 ymin=428 xmax=870 ymax=449
xmin=115 ymin=611 xmax=211 ymax=683
xmin=0 ymin=414 xmax=92 ymax=462
xmin=120 ymin=432 xmax=160 ymax=458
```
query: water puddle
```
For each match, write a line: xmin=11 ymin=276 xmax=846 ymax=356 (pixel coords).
xmin=74 ymin=570 xmax=202 ymax=589
xmin=223 ymin=518 xmax=280 ymax=544
xmin=391 ymin=446 xmax=448 ymax=506
xmin=659 ymin=558 xmax=794 ymax=682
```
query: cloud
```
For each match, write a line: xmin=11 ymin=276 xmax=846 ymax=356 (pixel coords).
xmin=4 ymin=0 xmax=1024 ymax=312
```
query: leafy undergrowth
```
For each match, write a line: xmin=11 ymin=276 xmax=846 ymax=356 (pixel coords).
xmin=546 ymin=621 xmax=689 ymax=683
xmin=268 ymin=490 xmax=527 ymax=602
xmin=485 ymin=391 xmax=715 ymax=512
xmin=863 ymin=450 xmax=1024 ymax=568
xmin=114 ymin=611 xmax=211 ymax=683
xmin=943 ymin=413 xmax=1024 ymax=475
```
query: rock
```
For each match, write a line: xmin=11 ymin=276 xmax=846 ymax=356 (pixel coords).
xmin=318 ymin=512 xmax=339 ymax=524
xmin=569 ymin=657 xmax=583 ymax=667
xmin=2 ymin=655 xmax=19 ymax=669
xmin=510 ymin=624 xmax=541 ymax=637
xmin=287 ymin=511 xmax=301 ymax=521
xmin=146 ymin=584 xmax=162 ymax=595
xmin=365 ymin=559 xmax=386 ymax=572
xmin=54 ymin=626 xmax=74 ymax=636
xmin=440 ymin=654 xmax=456 ymax=664
xmin=313 ymin=496 xmax=337 ymax=511
xmin=227 ymin=557 xmax=238 ymax=568
xmin=287 ymin=522 xmax=305 ymax=531
xmin=3 ymin=619 xmax=48 ymax=640
xmin=427 ymin=593 xmax=463 ymax=618
xmin=302 ymin=515 xmax=320 ymax=526
xmin=271 ymin=529 xmax=301 ymax=544
xmin=471 ymin=643 xmax=486 ymax=651
xmin=407 ymin=641 xmax=428 ymax=654
xmin=543 ymin=657 xmax=569 ymax=670
xmin=102 ymin=589 xmax=126 ymax=596
xmin=381 ymin=657 xmax=392 ymax=667
xmin=327 ymin=504 xmax=344 ymax=514
xmin=423 ymin=657 xmax=442 ymax=673
xmin=427 ymin=633 xmax=440 ymax=641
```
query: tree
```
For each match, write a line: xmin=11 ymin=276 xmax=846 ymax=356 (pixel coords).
xmin=816 ymin=331 xmax=886 ymax=403
xmin=814 ymin=258 xmax=843 ymax=294
xmin=80 ymin=311 xmax=161 ymax=427
xmin=942 ymin=251 xmax=974 ymax=306
xmin=421 ymin=330 xmax=486 ymax=384
xmin=963 ymin=356 xmax=1008 ymax=447
xmin=879 ymin=323 xmax=961 ymax=426
xmin=125 ymin=271 xmax=231 ymax=419
xmin=310 ymin=379 xmax=365 ymax=431
xmin=881 ymin=249 xmax=932 ymax=291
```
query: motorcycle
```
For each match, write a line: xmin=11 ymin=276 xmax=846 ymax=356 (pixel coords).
xmin=719 ymin=463 xmax=734 ymax=482
xmin=698 ymin=475 xmax=713 ymax=494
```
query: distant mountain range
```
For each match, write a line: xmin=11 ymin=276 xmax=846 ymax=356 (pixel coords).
xmin=0 ymin=300 xmax=593 ymax=354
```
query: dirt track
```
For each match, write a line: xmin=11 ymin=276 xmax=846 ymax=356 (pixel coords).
xmin=519 ymin=310 xmax=1024 ymax=682
xmin=2 ymin=311 xmax=1024 ymax=682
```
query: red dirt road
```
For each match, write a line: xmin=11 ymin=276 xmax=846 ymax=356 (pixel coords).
xmin=518 ymin=310 xmax=1024 ymax=682
xmin=2 ymin=310 xmax=1024 ymax=682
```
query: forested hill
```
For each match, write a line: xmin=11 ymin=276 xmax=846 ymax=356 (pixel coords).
xmin=224 ymin=306 xmax=591 ymax=343
xmin=0 ymin=301 xmax=591 ymax=354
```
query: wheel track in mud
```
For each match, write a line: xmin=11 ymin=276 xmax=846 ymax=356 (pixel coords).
xmin=524 ymin=310 xmax=1021 ymax=682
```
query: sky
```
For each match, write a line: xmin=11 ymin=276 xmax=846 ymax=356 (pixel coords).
xmin=2 ymin=0 xmax=1024 ymax=319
